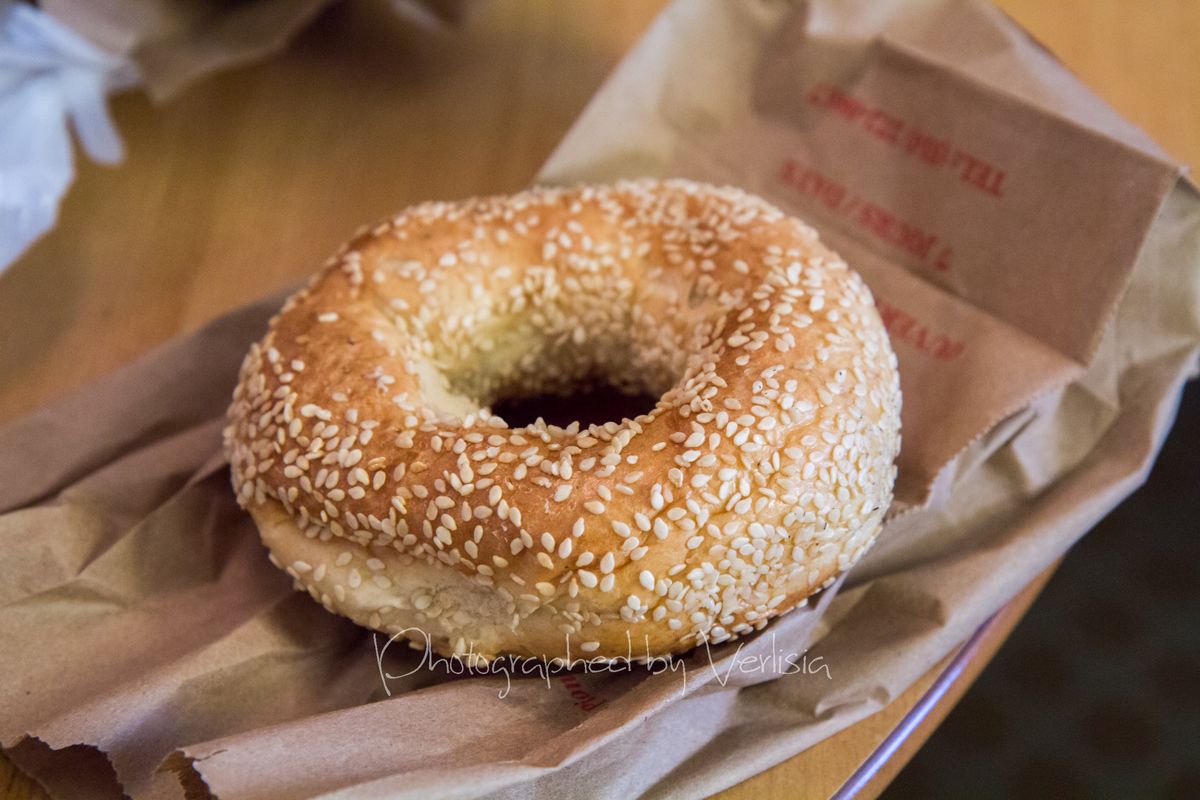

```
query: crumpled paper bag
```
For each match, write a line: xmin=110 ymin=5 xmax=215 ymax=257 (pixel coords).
xmin=2 ymin=0 xmax=1199 ymax=798
xmin=42 ymin=0 xmax=477 ymax=101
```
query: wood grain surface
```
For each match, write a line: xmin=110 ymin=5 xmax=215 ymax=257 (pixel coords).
xmin=0 ymin=762 xmax=38 ymax=800
xmin=2 ymin=1 xmax=1197 ymax=798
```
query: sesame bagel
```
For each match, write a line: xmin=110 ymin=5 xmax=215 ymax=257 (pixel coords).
xmin=223 ymin=179 xmax=901 ymax=661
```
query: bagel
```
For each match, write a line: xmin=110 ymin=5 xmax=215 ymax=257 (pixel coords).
xmin=223 ymin=179 xmax=901 ymax=662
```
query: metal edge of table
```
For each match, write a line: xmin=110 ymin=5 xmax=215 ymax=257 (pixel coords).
xmin=834 ymin=562 xmax=1059 ymax=798
xmin=833 ymin=612 xmax=997 ymax=799
xmin=711 ymin=561 xmax=1058 ymax=800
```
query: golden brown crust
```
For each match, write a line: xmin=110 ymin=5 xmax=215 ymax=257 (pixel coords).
xmin=223 ymin=179 xmax=901 ymax=661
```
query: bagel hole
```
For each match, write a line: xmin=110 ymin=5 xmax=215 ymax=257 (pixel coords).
xmin=490 ymin=383 xmax=659 ymax=429
xmin=411 ymin=264 xmax=691 ymax=428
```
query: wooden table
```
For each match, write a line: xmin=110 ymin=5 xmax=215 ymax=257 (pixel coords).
xmin=2 ymin=1 xmax=1197 ymax=797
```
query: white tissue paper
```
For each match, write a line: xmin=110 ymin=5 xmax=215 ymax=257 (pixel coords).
xmin=0 ymin=2 xmax=136 ymax=275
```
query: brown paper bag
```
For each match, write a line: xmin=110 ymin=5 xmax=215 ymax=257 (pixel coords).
xmin=3 ymin=1 xmax=1199 ymax=798
xmin=41 ymin=0 xmax=474 ymax=100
